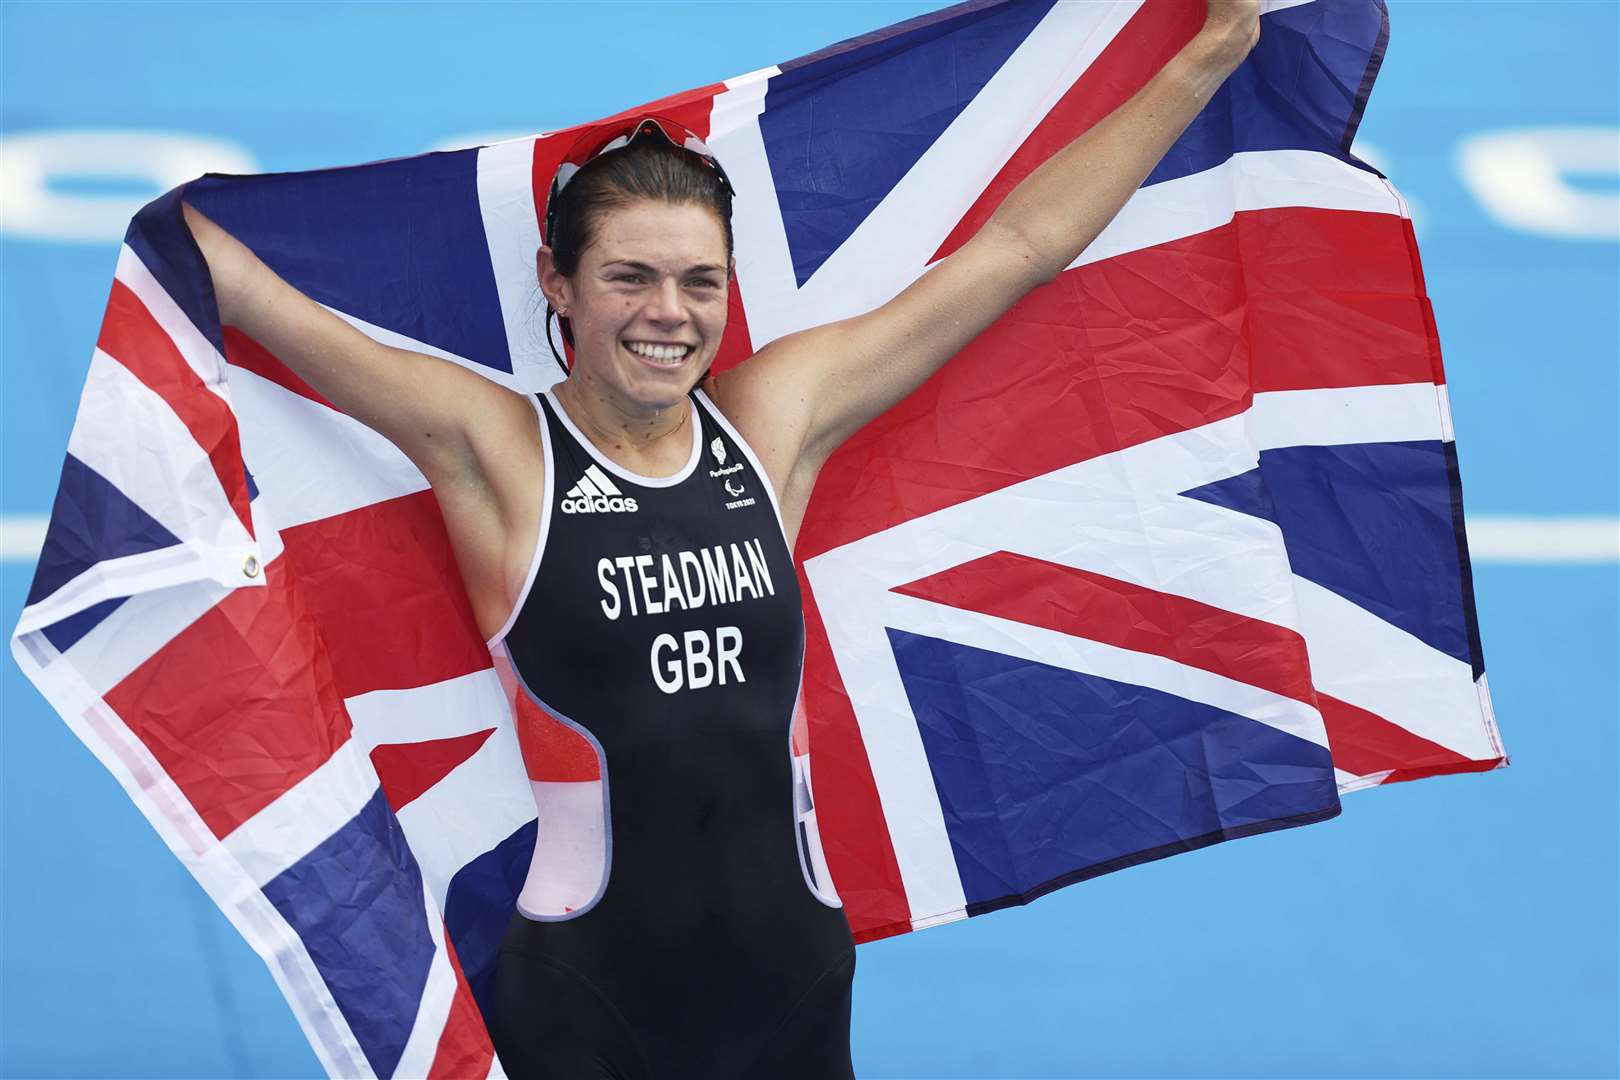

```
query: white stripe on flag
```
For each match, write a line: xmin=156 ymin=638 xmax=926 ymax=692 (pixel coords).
xmin=474 ymin=135 xmax=556 ymax=387
xmin=391 ymin=888 xmax=460 ymax=1080
xmin=345 ymin=668 xmax=536 ymax=910
xmin=709 ymin=66 xmax=789 ymax=332
xmin=741 ymin=1 xmax=1144 ymax=342
xmin=1249 ymin=384 xmax=1448 ymax=450
xmin=226 ymin=363 xmax=428 ymax=530
xmin=73 ymin=349 xmax=258 ymax=556
xmin=34 ymin=526 xmax=285 ymax=697
xmin=397 ymin=718 xmax=536 ymax=912
xmin=1294 ymin=577 xmax=1501 ymax=762
xmin=886 ymin=589 xmax=1329 ymax=747
xmin=346 ymin=667 xmax=511 ymax=747
xmin=1004 ymin=413 xmax=1303 ymax=628
xmin=221 ymin=738 xmax=380 ymax=889
xmin=15 ymin=540 xmax=229 ymax=639
xmin=115 ymin=244 xmax=231 ymax=403
xmin=1071 ymin=149 xmax=1405 ymax=271
xmin=11 ymin=349 xmax=266 ymax=633
xmin=1338 ymin=767 xmax=1396 ymax=792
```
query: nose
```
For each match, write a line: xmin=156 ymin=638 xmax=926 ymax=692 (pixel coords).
xmin=646 ymin=276 xmax=685 ymax=325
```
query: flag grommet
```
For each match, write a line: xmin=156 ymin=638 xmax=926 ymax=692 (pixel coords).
xmin=242 ymin=555 xmax=260 ymax=579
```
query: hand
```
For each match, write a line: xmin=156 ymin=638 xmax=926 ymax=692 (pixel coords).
xmin=1200 ymin=0 xmax=1261 ymax=68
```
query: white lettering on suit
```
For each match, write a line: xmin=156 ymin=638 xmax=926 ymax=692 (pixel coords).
xmin=596 ymin=538 xmax=776 ymax=695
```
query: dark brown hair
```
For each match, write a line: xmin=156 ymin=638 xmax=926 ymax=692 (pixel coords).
xmin=546 ymin=135 xmax=735 ymax=364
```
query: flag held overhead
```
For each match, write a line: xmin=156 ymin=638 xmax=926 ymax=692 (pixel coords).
xmin=11 ymin=1 xmax=1502 ymax=1074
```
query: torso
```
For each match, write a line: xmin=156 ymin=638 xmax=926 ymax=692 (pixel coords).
xmin=483 ymin=383 xmax=852 ymax=1069
xmin=475 ymin=366 xmax=818 ymax=645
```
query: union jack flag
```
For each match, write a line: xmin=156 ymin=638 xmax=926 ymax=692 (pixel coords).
xmin=10 ymin=0 xmax=1505 ymax=1074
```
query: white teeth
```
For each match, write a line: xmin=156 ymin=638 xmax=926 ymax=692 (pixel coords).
xmin=625 ymin=341 xmax=691 ymax=364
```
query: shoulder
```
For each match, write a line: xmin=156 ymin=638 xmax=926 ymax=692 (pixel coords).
xmin=699 ymin=345 xmax=817 ymax=498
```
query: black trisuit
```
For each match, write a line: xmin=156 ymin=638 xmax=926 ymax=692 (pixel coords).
xmin=487 ymin=387 xmax=857 ymax=1079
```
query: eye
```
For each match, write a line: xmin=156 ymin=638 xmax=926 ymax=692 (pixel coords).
xmin=686 ymin=277 xmax=722 ymax=289
xmin=615 ymin=273 xmax=646 ymax=284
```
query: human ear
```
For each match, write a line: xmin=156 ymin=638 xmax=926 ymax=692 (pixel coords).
xmin=535 ymin=245 xmax=572 ymax=314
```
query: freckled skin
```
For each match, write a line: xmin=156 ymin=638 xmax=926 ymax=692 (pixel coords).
xmin=537 ymin=200 xmax=731 ymax=471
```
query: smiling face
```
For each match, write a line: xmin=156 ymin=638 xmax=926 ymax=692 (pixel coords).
xmin=540 ymin=198 xmax=731 ymax=417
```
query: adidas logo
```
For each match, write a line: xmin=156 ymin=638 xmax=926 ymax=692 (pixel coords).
xmin=560 ymin=464 xmax=639 ymax=514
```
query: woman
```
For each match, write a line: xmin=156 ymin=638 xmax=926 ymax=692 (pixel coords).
xmin=183 ymin=3 xmax=1260 ymax=1075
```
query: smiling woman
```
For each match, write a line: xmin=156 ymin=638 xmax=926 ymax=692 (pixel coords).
xmin=177 ymin=5 xmax=1263 ymax=1076
xmin=7 ymin=0 xmax=1618 ymax=1074
xmin=542 ymin=196 xmax=733 ymax=462
xmin=538 ymin=118 xmax=737 ymax=399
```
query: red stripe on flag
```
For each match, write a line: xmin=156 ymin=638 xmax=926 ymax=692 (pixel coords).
xmin=1398 ymin=215 xmax=1450 ymax=388
xmin=710 ymin=273 xmax=756 ymax=379
xmin=931 ymin=0 xmax=1201 ymax=264
xmin=529 ymin=83 xmax=727 ymax=247
xmin=426 ymin=926 xmax=495 ymax=1080
xmin=223 ymin=326 xmax=336 ymax=409
xmin=105 ymin=556 xmax=353 ymax=839
xmin=1316 ymin=692 xmax=1478 ymax=779
xmin=798 ymin=235 xmax=1247 ymax=561
xmin=98 ymin=279 xmax=255 ymax=537
xmin=277 ymin=491 xmax=492 ymax=698
xmin=798 ymin=207 xmax=1438 ymax=565
xmin=893 ymin=551 xmax=1318 ymax=707
xmin=371 ymin=729 xmax=496 ymax=812
xmin=1243 ymin=209 xmax=1441 ymax=393
xmin=798 ymin=571 xmax=911 ymax=944
xmin=891 ymin=553 xmax=1494 ymax=789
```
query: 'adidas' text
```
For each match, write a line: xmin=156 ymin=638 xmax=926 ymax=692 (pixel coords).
xmin=561 ymin=465 xmax=640 ymax=515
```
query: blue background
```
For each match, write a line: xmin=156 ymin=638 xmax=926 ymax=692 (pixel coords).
xmin=2 ymin=2 xmax=1615 ymax=1077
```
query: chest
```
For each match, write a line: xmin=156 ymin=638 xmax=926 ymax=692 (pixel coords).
xmin=504 ymin=392 xmax=804 ymax=717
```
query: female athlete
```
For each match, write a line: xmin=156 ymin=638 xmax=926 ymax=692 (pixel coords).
xmin=183 ymin=3 xmax=1260 ymax=1075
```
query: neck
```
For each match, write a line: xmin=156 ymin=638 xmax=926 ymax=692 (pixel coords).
xmin=554 ymin=373 xmax=693 ymax=463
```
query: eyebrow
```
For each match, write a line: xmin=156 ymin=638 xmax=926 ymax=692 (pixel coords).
xmin=603 ymin=260 xmax=727 ymax=276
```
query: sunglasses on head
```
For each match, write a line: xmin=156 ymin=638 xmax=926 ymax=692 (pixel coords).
xmin=542 ymin=115 xmax=736 ymax=247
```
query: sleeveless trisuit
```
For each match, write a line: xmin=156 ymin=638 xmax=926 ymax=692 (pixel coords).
xmin=486 ymin=387 xmax=856 ymax=1079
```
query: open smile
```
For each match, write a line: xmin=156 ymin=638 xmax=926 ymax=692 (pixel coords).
xmin=623 ymin=340 xmax=694 ymax=367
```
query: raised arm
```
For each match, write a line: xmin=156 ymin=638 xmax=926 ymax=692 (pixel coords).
xmin=181 ymin=200 xmax=543 ymax=635
xmin=180 ymin=200 xmax=533 ymax=486
xmin=718 ymin=1 xmax=1259 ymax=486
